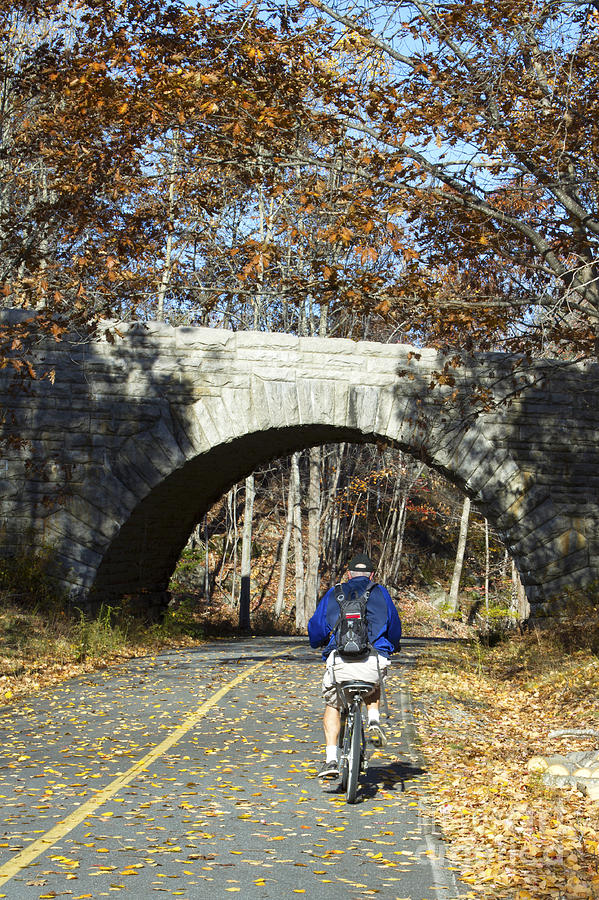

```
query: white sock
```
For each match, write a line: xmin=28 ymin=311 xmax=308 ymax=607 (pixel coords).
xmin=326 ymin=745 xmax=338 ymax=763
xmin=368 ymin=711 xmax=380 ymax=725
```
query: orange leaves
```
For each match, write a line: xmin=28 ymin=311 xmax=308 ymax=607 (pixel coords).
xmin=9 ymin=358 xmax=36 ymax=379
xmin=199 ymin=100 xmax=219 ymax=115
xmin=242 ymin=43 xmax=265 ymax=63
xmin=198 ymin=73 xmax=219 ymax=85
xmin=3 ymin=0 xmax=597 ymax=354
xmin=239 ymin=245 xmax=273 ymax=281
xmin=327 ymin=225 xmax=353 ymax=246
xmin=402 ymin=247 xmax=419 ymax=262
xmin=355 ymin=245 xmax=378 ymax=264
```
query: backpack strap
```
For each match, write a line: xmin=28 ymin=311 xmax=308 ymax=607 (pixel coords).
xmin=361 ymin=581 xmax=376 ymax=603
xmin=332 ymin=581 xmax=374 ymax=617
xmin=335 ymin=581 xmax=376 ymax=603
xmin=331 ymin=583 xmax=345 ymax=635
xmin=360 ymin=582 xmax=376 ymax=652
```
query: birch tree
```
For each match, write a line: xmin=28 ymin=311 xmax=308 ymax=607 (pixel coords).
xmin=291 ymin=452 xmax=306 ymax=630
xmin=304 ymin=446 xmax=322 ymax=617
xmin=239 ymin=474 xmax=255 ymax=630
xmin=274 ymin=463 xmax=295 ymax=618
xmin=448 ymin=496 xmax=471 ymax=613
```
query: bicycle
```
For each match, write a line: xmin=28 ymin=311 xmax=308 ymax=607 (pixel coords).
xmin=336 ymin=680 xmax=375 ymax=804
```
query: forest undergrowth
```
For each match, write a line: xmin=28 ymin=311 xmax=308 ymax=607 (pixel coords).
xmin=411 ymin=619 xmax=599 ymax=899
xmin=0 ymin=579 xmax=468 ymax=703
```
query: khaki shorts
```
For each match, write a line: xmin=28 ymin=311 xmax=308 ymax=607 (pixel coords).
xmin=322 ymin=651 xmax=389 ymax=710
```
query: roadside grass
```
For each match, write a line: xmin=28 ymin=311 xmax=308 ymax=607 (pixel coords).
xmin=0 ymin=547 xmax=474 ymax=705
xmin=393 ymin=587 xmax=473 ymax=640
xmin=0 ymin=595 xmax=208 ymax=703
xmin=411 ymin=618 xmax=599 ymax=899
xmin=0 ymin=538 xmax=297 ymax=705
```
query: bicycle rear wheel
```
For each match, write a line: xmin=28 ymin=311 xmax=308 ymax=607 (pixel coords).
xmin=346 ymin=702 xmax=362 ymax=804
xmin=339 ymin=713 xmax=349 ymax=791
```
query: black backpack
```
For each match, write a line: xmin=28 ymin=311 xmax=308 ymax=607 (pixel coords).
xmin=333 ymin=582 xmax=375 ymax=658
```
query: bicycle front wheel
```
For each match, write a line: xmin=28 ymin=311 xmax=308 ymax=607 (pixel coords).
xmin=346 ymin=702 xmax=362 ymax=804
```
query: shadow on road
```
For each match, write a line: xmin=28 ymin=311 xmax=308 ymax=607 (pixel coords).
xmin=218 ymin=652 xmax=315 ymax=665
xmin=320 ymin=758 xmax=425 ymax=802
xmin=362 ymin=757 xmax=425 ymax=796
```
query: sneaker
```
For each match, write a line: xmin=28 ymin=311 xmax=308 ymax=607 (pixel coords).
xmin=318 ymin=759 xmax=340 ymax=779
xmin=367 ymin=722 xmax=387 ymax=747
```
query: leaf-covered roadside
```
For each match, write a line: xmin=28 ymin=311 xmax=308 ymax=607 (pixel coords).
xmin=410 ymin=631 xmax=599 ymax=899
xmin=0 ymin=601 xmax=205 ymax=704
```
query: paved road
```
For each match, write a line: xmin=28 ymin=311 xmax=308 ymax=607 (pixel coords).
xmin=0 ymin=637 xmax=462 ymax=899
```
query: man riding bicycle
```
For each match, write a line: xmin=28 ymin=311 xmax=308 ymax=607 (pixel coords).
xmin=307 ymin=553 xmax=402 ymax=779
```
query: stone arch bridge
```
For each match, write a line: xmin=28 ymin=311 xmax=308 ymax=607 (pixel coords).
xmin=1 ymin=312 xmax=598 ymax=620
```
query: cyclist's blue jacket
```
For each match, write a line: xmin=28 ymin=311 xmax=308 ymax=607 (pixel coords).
xmin=308 ymin=576 xmax=402 ymax=661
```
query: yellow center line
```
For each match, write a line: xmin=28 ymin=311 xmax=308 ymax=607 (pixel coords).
xmin=0 ymin=648 xmax=292 ymax=887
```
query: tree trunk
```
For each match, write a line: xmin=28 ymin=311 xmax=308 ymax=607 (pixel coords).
xmin=448 ymin=496 xmax=471 ymax=612
xmin=501 ymin=547 xmax=510 ymax=578
xmin=239 ymin=474 xmax=254 ymax=631
xmin=381 ymin=458 xmax=423 ymax=584
xmin=203 ymin=513 xmax=211 ymax=604
xmin=484 ymin=518 xmax=490 ymax=611
xmin=322 ymin=443 xmax=344 ymax=582
xmin=511 ymin=560 xmax=529 ymax=621
xmin=321 ymin=447 xmax=336 ymax=580
xmin=226 ymin=485 xmax=239 ymax=607
xmin=291 ymin=452 xmax=306 ymax=630
xmin=254 ymin=151 xmax=274 ymax=330
xmin=218 ymin=490 xmax=233 ymax=594
xmin=156 ymin=131 xmax=179 ymax=322
xmin=379 ymin=470 xmax=403 ymax=583
xmin=304 ymin=446 xmax=321 ymax=619
xmin=274 ymin=464 xmax=294 ymax=617
xmin=389 ymin=492 xmax=409 ymax=582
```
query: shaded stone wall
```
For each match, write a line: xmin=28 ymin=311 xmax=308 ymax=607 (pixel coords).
xmin=0 ymin=312 xmax=598 ymax=619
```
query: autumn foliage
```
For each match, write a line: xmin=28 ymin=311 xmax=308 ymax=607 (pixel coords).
xmin=1 ymin=0 xmax=597 ymax=357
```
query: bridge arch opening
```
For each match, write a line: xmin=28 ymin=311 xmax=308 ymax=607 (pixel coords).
xmin=90 ymin=423 xmax=514 ymax=621
xmin=169 ymin=441 xmax=523 ymax=634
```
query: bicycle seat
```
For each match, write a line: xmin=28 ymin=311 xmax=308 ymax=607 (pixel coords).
xmin=338 ymin=680 xmax=376 ymax=699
